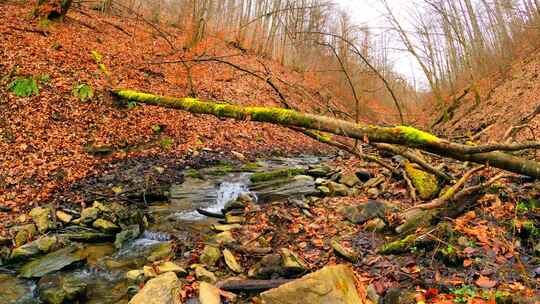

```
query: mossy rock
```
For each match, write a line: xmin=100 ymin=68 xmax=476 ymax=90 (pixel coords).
xmin=184 ymin=169 xmax=203 ymax=179
xmin=404 ymin=162 xmax=440 ymax=200
xmin=250 ymin=168 xmax=306 ymax=183
xmin=240 ymin=162 xmax=262 ymax=172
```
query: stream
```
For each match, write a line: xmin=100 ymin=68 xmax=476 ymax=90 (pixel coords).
xmin=0 ymin=155 xmax=328 ymax=304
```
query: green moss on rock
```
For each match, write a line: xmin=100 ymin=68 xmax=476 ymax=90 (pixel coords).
xmin=250 ymin=168 xmax=306 ymax=183
xmin=404 ymin=162 xmax=440 ymax=200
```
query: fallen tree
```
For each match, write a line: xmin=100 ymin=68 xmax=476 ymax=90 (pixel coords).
xmin=111 ymin=89 xmax=540 ymax=178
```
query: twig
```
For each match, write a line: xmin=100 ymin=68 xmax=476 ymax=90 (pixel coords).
xmin=402 ymin=168 xmax=417 ymax=202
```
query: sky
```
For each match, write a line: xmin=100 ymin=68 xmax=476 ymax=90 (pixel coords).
xmin=334 ymin=0 xmax=426 ymax=86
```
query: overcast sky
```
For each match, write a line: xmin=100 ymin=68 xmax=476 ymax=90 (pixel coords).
xmin=334 ymin=0 xmax=425 ymax=86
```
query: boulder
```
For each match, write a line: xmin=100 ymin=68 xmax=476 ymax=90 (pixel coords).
xmin=223 ymin=199 xmax=245 ymax=213
xmin=19 ymin=245 xmax=87 ymax=278
xmin=10 ymin=236 xmax=58 ymax=261
xmin=367 ymin=188 xmax=380 ymax=199
xmin=210 ymin=231 xmax=236 ymax=246
xmin=280 ymin=248 xmax=307 ymax=275
xmin=92 ymin=218 xmax=120 ymax=232
xmin=55 ymin=211 xmax=73 ymax=224
xmin=126 ymin=269 xmax=144 ymax=282
xmin=199 ymin=282 xmax=221 ymax=304
xmin=307 ymin=165 xmax=333 ymax=177
xmin=30 ymin=207 xmax=54 ymax=233
xmin=260 ymin=265 xmax=363 ymax=304
xmin=143 ymin=265 xmax=157 ymax=279
xmin=39 ymin=275 xmax=87 ymax=304
xmin=195 ymin=265 xmax=217 ymax=283
xmin=128 ymin=272 xmax=181 ymax=304
xmin=340 ymin=200 xmax=396 ymax=224
xmin=331 ymin=239 xmax=360 ymax=262
xmin=114 ymin=225 xmax=141 ymax=249
xmin=79 ymin=207 xmax=100 ymax=224
xmin=317 ymin=186 xmax=331 ymax=196
xmin=223 ymin=249 xmax=243 ymax=273
xmin=339 ymin=174 xmax=361 ymax=187
xmin=248 ymin=254 xmax=283 ymax=279
xmin=327 ymin=182 xmax=349 ymax=196
xmin=156 ymin=261 xmax=187 ymax=276
xmin=0 ymin=273 xmax=37 ymax=304
xmin=14 ymin=224 xmax=37 ymax=247
xmin=200 ymin=245 xmax=221 ymax=266
xmin=404 ymin=162 xmax=440 ymax=200
xmin=148 ymin=242 xmax=173 ymax=262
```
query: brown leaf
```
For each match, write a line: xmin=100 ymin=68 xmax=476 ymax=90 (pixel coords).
xmin=475 ymin=276 xmax=497 ymax=288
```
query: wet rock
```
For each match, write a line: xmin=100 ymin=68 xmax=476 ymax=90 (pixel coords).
xmin=148 ymin=242 xmax=173 ymax=262
xmin=79 ymin=207 xmax=100 ymax=225
xmin=367 ymin=284 xmax=381 ymax=304
xmin=331 ymin=239 xmax=360 ymax=262
xmin=237 ymin=192 xmax=253 ymax=203
xmin=195 ymin=265 xmax=217 ymax=283
xmin=317 ymin=186 xmax=331 ymax=196
xmin=250 ymin=168 xmax=306 ymax=183
xmin=10 ymin=235 xmax=58 ymax=261
xmin=30 ymin=207 xmax=54 ymax=233
xmin=0 ymin=273 xmax=37 ymax=304
xmin=156 ymin=261 xmax=187 ymax=276
xmin=327 ymin=182 xmax=349 ymax=196
xmin=355 ymin=170 xmax=373 ymax=182
xmin=404 ymin=162 xmax=440 ymax=200
xmin=339 ymin=174 xmax=360 ymax=187
xmin=260 ymin=265 xmax=362 ymax=304
xmin=280 ymin=248 xmax=307 ymax=275
xmin=143 ymin=265 xmax=157 ymax=279
xmin=59 ymin=226 xmax=114 ymax=243
xmin=340 ymin=200 xmax=395 ymax=224
xmin=210 ymin=231 xmax=236 ymax=245
xmin=19 ymin=245 xmax=86 ymax=278
xmin=92 ymin=218 xmax=120 ymax=232
xmin=199 ymin=282 xmax=221 ymax=304
xmin=126 ymin=269 xmax=145 ymax=282
xmin=223 ymin=199 xmax=245 ymax=213
xmin=39 ymin=275 xmax=87 ymax=304
xmin=367 ymin=188 xmax=380 ymax=199
xmin=223 ymin=249 xmax=243 ymax=273
xmin=364 ymin=218 xmax=387 ymax=232
xmin=363 ymin=176 xmax=384 ymax=189
xmin=55 ymin=211 xmax=73 ymax=224
xmin=383 ymin=288 xmax=416 ymax=304
xmin=14 ymin=224 xmax=37 ymax=247
xmin=200 ymin=245 xmax=221 ymax=266
xmin=128 ymin=272 xmax=181 ymax=304
xmin=211 ymin=224 xmax=241 ymax=232
xmin=248 ymin=254 xmax=283 ymax=279
xmin=307 ymin=165 xmax=333 ymax=177
xmin=252 ymin=174 xmax=317 ymax=202
xmin=224 ymin=214 xmax=244 ymax=224
xmin=114 ymin=225 xmax=141 ymax=249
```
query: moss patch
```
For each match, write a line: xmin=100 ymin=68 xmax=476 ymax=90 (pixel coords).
xmin=250 ymin=168 xmax=306 ymax=183
xmin=404 ymin=161 xmax=440 ymax=200
xmin=396 ymin=126 xmax=440 ymax=145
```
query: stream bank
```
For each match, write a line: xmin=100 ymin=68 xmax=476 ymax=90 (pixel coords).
xmin=1 ymin=152 xmax=539 ymax=303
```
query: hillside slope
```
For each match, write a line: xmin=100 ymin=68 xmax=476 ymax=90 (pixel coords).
xmin=434 ymin=48 xmax=540 ymax=142
xmin=0 ymin=3 xmax=346 ymax=219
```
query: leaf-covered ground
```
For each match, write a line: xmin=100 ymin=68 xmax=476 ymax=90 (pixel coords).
xmin=0 ymin=3 xmax=349 ymax=229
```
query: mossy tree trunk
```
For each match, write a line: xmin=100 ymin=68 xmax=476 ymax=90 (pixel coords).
xmin=35 ymin=0 xmax=72 ymax=20
xmin=112 ymin=89 xmax=540 ymax=178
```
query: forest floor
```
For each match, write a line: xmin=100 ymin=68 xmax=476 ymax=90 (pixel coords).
xmin=1 ymin=2 xmax=540 ymax=304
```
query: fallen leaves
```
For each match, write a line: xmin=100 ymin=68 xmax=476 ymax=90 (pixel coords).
xmin=475 ymin=276 xmax=498 ymax=289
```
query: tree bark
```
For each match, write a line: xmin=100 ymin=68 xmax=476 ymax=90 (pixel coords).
xmin=111 ymin=89 xmax=540 ymax=178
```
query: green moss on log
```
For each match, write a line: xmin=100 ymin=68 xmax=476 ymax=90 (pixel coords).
xmin=250 ymin=168 xmax=306 ymax=183
xmin=378 ymin=234 xmax=417 ymax=254
xmin=396 ymin=126 xmax=440 ymax=145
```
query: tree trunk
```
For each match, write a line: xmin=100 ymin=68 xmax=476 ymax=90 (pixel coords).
xmin=111 ymin=89 xmax=540 ymax=178
xmin=35 ymin=0 xmax=72 ymax=20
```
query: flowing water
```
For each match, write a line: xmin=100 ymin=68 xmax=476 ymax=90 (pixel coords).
xmin=0 ymin=156 xmax=327 ymax=304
